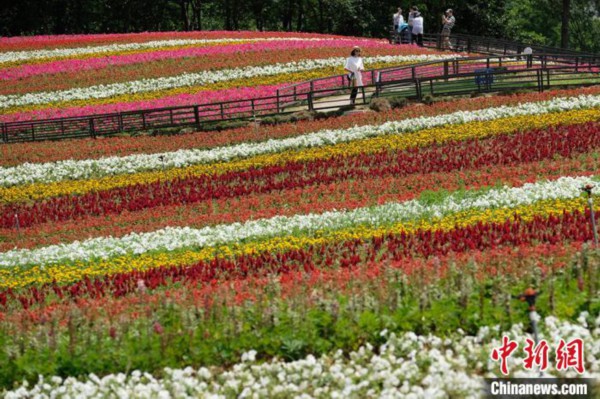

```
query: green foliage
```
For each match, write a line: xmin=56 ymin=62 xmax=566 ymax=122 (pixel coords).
xmin=503 ymin=0 xmax=600 ymax=52
xmin=0 ymin=248 xmax=598 ymax=389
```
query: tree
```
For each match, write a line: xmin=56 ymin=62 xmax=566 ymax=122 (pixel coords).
xmin=561 ymin=0 xmax=571 ymax=48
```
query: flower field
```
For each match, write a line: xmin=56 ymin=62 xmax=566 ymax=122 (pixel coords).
xmin=1 ymin=31 xmax=600 ymax=398
xmin=0 ymin=31 xmax=456 ymax=122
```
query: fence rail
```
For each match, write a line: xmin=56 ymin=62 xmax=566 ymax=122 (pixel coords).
xmin=1 ymin=35 xmax=599 ymax=144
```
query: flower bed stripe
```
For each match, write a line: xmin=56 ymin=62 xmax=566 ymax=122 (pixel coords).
xmin=3 ymin=86 xmax=600 ymax=167
xmin=0 ymin=54 xmax=456 ymax=110
xmin=0 ymin=40 xmax=417 ymax=82
xmin=0 ymin=83 xmax=289 ymax=123
xmin=0 ymin=174 xmax=596 ymax=272
xmin=1 ymin=106 xmax=599 ymax=204
xmin=3 ymin=121 xmax=599 ymax=229
xmin=0 ymin=31 xmax=358 ymax=51
xmin=0 ymin=242 xmax=580 ymax=310
xmin=1 ymin=150 xmax=596 ymax=252
xmin=0 ymin=190 xmax=594 ymax=288
xmin=2 ymin=95 xmax=597 ymax=188
xmin=0 ymin=37 xmax=360 ymax=65
xmin=0 ymin=58 xmax=440 ymax=117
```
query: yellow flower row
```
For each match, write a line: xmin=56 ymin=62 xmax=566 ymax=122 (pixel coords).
xmin=1 ymin=40 xmax=258 ymax=68
xmin=2 ymin=107 xmax=599 ymax=205
xmin=0 ymin=195 xmax=588 ymax=289
xmin=2 ymin=61 xmax=405 ymax=115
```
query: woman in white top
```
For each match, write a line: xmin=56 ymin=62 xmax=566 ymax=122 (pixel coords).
xmin=393 ymin=7 xmax=403 ymax=31
xmin=411 ymin=12 xmax=424 ymax=47
xmin=344 ymin=46 xmax=365 ymax=104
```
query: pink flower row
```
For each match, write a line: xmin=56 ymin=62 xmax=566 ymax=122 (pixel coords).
xmin=0 ymin=84 xmax=289 ymax=123
xmin=0 ymin=39 xmax=400 ymax=81
xmin=0 ymin=31 xmax=355 ymax=51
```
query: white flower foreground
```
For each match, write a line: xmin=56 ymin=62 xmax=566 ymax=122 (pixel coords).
xmin=4 ymin=315 xmax=599 ymax=399
xmin=0 ymin=54 xmax=456 ymax=109
xmin=0 ymin=175 xmax=597 ymax=268
xmin=1 ymin=93 xmax=598 ymax=187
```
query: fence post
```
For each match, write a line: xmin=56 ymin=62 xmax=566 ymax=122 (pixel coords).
xmin=411 ymin=67 xmax=416 ymax=80
xmin=194 ymin=105 xmax=200 ymax=128
xmin=118 ymin=114 xmax=124 ymax=132
xmin=443 ymin=61 xmax=449 ymax=81
xmin=89 ymin=118 xmax=96 ymax=139
xmin=575 ymin=57 xmax=579 ymax=73
xmin=220 ymin=103 xmax=225 ymax=120
xmin=415 ymin=79 xmax=422 ymax=100
xmin=537 ymin=70 xmax=543 ymax=92
xmin=276 ymin=90 xmax=280 ymax=113
xmin=307 ymin=92 xmax=314 ymax=111
xmin=142 ymin=113 xmax=146 ymax=130
xmin=1 ymin=123 xmax=7 ymax=143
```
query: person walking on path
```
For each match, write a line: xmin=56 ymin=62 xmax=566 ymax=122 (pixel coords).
xmin=344 ymin=46 xmax=364 ymax=105
xmin=441 ymin=9 xmax=455 ymax=50
xmin=412 ymin=11 xmax=424 ymax=47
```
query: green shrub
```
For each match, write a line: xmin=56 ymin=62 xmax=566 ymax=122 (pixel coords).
xmin=422 ymin=94 xmax=435 ymax=105
xmin=388 ymin=96 xmax=408 ymax=109
xmin=369 ymin=98 xmax=392 ymax=112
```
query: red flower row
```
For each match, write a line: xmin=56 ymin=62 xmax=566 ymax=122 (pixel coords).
xmin=2 ymin=207 xmax=596 ymax=310
xmin=0 ymin=242 xmax=577 ymax=327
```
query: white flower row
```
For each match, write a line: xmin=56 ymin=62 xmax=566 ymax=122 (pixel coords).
xmin=1 ymin=175 xmax=597 ymax=269
xmin=0 ymin=37 xmax=353 ymax=64
xmin=0 ymin=54 xmax=455 ymax=109
xmin=4 ymin=315 xmax=599 ymax=399
xmin=2 ymin=93 xmax=599 ymax=188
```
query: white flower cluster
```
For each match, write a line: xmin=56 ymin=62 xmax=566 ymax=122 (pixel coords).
xmin=1 ymin=175 xmax=596 ymax=269
xmin=0 ymin=37 xmax=348 ymax=65
xmin=2 ymin=94 xmax=599 ymax=188
xmin=0 ymin=54 xmax=454 ymax=109
xmin=4 ymin=315 xmax=599 ymax=398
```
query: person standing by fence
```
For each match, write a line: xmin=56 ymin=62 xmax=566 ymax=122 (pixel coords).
xmin=441 ymin=9 xmax=455 ymax=50
xmin=412 ymin=11 xmax=424 ymax=47
xmin=344 ymin=46 xmax=364 ymax=105
xmin=408 ymin=6 xmax=418 ymax=44
xmin=393 ymin=7 xmax=403 ymax=32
